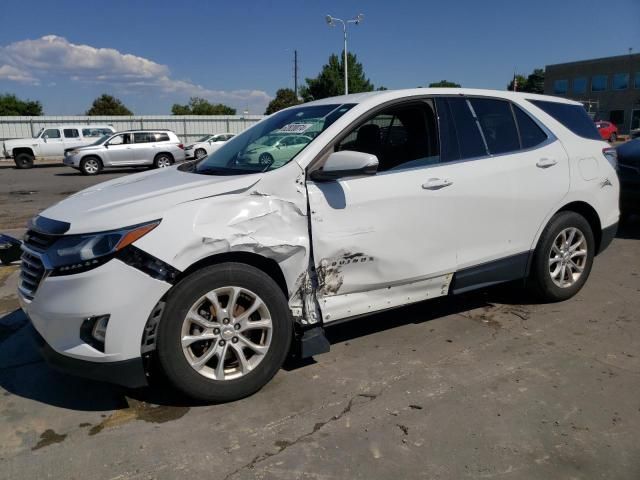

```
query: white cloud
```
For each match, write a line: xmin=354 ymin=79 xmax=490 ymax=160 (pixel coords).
xmin=0 ymin=65 xmax=39 ymax=84
xmin=0 ymin=35 xmax=271 ymax=112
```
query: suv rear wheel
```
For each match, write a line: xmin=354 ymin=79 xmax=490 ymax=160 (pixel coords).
xmin=14 ymin=153 xmax=34 ymax=169
xmin=154 ymin=153 xmax=173 ymax=168
xmin=157 ymin=263 xmax=293 ymax=402
xmin=80 ymin=156 xmax=102 ymax=175
xmin=529 ymin=211 xmax=595 ymax=302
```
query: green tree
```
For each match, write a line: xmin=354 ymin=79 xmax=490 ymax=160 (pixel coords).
xmin=0 ymin=93 xmax=43 ymax=115
xmin=507 ymin=69 xmax=545 ymax=93
xmin=507 ymin=74 xmax=527 ymax=91
xmin=300 ymin=52 xmax=374 ymax=101
xmin=265 ymin=88 xmax=301 ymax=115
xmin=171 ymin=97 xmax=236 ymax=115
xmin=428 ymin=80 xmax=461 ymax=88
xmin=86 ymin=94 xmax=133 ymax=115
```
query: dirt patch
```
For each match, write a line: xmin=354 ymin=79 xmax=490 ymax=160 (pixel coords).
xmin=88 ymin=399 xmax=190 ymax=435
xmin=32 ymin=429 xmax=67 ymax=450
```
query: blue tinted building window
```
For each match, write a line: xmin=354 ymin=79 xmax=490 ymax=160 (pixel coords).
xmin=553 ymin=79 xmax=568 ymax=94
xmin=573 ymin=77 xmax=587 ymax=94
xmin=591 ymin=75 xmax=608 ymax=92
xmin=612 ymin=73 xmax=629 ymax=90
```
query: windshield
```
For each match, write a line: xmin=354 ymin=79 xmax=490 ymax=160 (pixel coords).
xmin=185 ymin=103 xmax=355 ymax=176
xmin=196 ymin=135 xmax=212 ymax=142
xmin=89 ymin=135 xmax=111 ymax=146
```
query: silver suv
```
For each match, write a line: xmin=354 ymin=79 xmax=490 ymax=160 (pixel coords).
xmin=63 ymin=129 xmax=186 ymax=175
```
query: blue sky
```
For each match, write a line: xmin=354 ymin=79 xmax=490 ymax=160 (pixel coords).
xmin=0 ymin=0 xmax=638 ymax=115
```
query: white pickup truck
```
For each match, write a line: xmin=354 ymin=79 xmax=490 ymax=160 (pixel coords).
xmin=2 ymin=124 xmax=115 ymax=168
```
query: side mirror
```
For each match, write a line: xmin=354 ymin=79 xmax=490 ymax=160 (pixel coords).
xmin=309 ymin=150 xmax=378 ymax=182
xmin=42 ymin=135 xmax=48 ymax=142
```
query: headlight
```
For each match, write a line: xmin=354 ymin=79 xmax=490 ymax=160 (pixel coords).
xmin=48 ymin=220 xmax=160 ymax=275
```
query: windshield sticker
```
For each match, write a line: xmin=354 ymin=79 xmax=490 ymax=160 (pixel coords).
xmin=277 ymin=123 xmax=314 ymax=134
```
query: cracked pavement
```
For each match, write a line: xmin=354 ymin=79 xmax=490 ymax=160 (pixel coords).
xmin=1 ymin=167 xmax=640 ymax=479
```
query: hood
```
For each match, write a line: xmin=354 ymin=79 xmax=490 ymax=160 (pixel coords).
xmin=39 ymin=167 xmax=261 ymax=234
xmin=69 ymin=144 xmax=103 ymax=153
xmin=4 ymin=138 xmax=32 ymax=148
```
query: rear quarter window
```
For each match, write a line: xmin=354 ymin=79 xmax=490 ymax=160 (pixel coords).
xmin=529 ymin=100 xmax=601 ymax=140
xmin=156 ymin=133 xmax=170 ymax=142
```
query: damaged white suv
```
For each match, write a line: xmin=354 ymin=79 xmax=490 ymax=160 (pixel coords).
xmin=19 ymin=89 xmax=619 ymax=402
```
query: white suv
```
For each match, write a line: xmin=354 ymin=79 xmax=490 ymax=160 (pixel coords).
xmin=184 ymin=133 xmax=235 ymax=159
xmin=18 ymin=89 xmax=619 ymax=402
xmin=3 ymin=125 xmax=115 ymax=168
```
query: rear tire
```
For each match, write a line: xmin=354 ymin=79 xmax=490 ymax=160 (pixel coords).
xmin=529 ymin=211 xmax=595 ymax=302
xmin=80 ymin=156 xmax=102 ymax=175
xmin=14 ymin=153 xmax=34 ymax=169
xmin=157 ymin=263 xmax=292 ymax=402
xmin=154 ymin=153 xmax=173 ymax=168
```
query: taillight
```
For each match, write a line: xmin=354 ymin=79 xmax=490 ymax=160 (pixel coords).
xmin=178 ymin=144 xmax=184 ymax=150
xmin=602 ymin=147 xmax=617 ymax=171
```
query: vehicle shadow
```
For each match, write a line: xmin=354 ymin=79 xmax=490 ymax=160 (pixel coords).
xmin=54 ymin=168 xmax=147 ymax=177
xmin=0 ymin=283 xmax=535 ymax=410
xmin=616 ymin=215 xmax=640 ymax=240
xmin=0 ymin=163 xmax=65 ymax=170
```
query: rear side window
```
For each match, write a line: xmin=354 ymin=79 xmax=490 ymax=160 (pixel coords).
xmin=63 ymin=128 xmax=79 ymax=138
xmin=435 ymin=98 xmax=460 ymax=162
xmin=445 ymin=97 xmax=487 ymax=160
xmin=156 ymin=133 xmax=170 ymax=142
xmin=529 ymin=100 xmax=600 ymax=140
xmin=513 ymin=106 xmax=548 ymax=149
xmin=134 ymin=132 xmax=156 ymax=143
xmin=468 ymin=98 xmax=520 ymax=155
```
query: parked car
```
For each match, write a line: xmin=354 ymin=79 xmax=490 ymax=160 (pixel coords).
xmin=595 ymin=120 xmax=618 ymax=142
xmin=240 ymin=134 xmax=313 ymax=168
xmin=19 ymin=89 xmax=619 ymax=402
xmin=63 ymin=129 xmax=186 ymax=175
xmin=616 ymin=138 xmax=640 ymax=219
xmin=2 ymin=125 xmax=115 ymax=169
xmin=184 ymin=133 xmax=235 ymax=159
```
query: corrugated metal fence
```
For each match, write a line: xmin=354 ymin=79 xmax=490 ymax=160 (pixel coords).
xmin=0 ymin=115 xmax=266 ymax=143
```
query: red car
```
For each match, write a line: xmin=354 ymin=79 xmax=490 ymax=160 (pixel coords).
xmin=595 ymin=121 xmax=618 ymax=142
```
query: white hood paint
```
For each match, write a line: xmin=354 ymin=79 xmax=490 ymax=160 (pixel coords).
xmin=40 ymin=167 xmax=263 ymax=234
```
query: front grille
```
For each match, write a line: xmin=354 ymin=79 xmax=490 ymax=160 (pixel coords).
xmin=19 ymin=229 xmax=58 ymax=299
xmin=19 ymin=249 xmax=46 ymax=300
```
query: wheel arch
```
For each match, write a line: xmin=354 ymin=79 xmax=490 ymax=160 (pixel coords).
xmin=555 ymin=201 xmax=602 ymax=253
xmin=175 ymin=251 xmax=289 ymax=299
xmin=81 ymin=153 xmax=103 ymax=164
xmin=154 ymin=151 xmax=175 ymax=161
xmin=13 ymin=147 xmax=34 ymax=157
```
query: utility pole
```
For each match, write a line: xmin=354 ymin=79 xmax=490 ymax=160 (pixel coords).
xmin=294 ymin=50 xmax=298 ymax=98
xmin=325 ymin=14 xmax=364 ymax=95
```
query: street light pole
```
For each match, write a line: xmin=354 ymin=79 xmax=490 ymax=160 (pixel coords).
xmin=325 ymin=14 xmax=364 ymax=95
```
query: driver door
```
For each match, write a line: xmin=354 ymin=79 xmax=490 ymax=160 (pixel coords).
xmin=306 ymin=100 xmax=458 ymax=323
xmin=39 ymin=128 xmax=64 ymax=158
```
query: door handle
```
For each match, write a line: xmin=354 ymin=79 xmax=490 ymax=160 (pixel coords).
xmin=422 ymin=178 xmax=453 ymax=190
xmin=536 ymin=158 xmax=558 ymax=169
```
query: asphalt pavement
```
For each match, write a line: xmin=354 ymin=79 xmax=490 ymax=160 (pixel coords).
xmin=1 ymin=164 xmax=639 ymax=479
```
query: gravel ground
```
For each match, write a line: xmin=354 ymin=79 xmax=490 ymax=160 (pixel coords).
xmin=1 ymin=164 xmax=639 ymax=479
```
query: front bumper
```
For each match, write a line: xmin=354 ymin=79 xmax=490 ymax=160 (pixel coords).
xmin=30 ymin=324 xmax=148 ymax=388
xmin=18 ymin=257 xmax=171 ymax=366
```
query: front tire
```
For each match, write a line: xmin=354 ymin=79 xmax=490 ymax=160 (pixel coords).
xmin=80 ymin=156 xmax=102 ymax=175
xmin=14 ymin=153 xmax=34 ymax=169
xmin=529 ymin=211 xmax=595 ymax=302
xmin=157 ymin=263 xmax=292 ymax=402
xmin=194 ymin=148 xmax=207 ymax=159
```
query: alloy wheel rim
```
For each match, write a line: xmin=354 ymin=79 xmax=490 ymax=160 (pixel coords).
xmin=158 ymin=157 xmax=170 ymax=167
xmin=548 ymin=227 xmax=587 ymax=288
xmin=181 ymin=286 xmax=273 ymax=381
xmin=85 ymin=160 xmax=98 ymax=173
xmin=195 ymin=149 xmax=206 ymax=159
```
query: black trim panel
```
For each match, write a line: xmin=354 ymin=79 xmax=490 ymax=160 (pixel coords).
xmin=451 ymin=251 xmax=531 ymax=295
xmin=30 ymin=324 xmax=148 ymax=388
xmin=597 ymin=222 xmax=618 ymax=255
xmin=28 ymin=215 xmax=70 ymax=235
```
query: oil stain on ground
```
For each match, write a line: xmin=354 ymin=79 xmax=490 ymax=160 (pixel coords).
xmin=32 ymin=429 xmax=67 ymax=450
xmin=88 ymin=398 xmax=189 ymax=435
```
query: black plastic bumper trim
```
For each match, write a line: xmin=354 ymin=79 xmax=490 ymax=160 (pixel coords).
xmin=30 ymin=324 xmax=148 ymax=388
xmin=598 ymin=222 xmax=618 ymax=255
xmin=450 ymin=251 xmax=531 ymax=295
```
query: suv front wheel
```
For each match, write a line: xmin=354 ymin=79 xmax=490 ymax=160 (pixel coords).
xmin=80 ymin=156 xmax=102 ymax=175
xmin=156 ymin=263 xmax=293 ymax=402
xmin=530 ymin=211 xmax=595 ymax=302
xmin=14 ymin=153 xmax=34 ymax=169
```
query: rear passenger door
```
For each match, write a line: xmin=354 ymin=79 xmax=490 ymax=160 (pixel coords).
xmin=433 ymin=96 xmax=569 ymax=289
xmin=133 ymin=132 xmax=157 ymax=164
xmin=63 ymin=128 xmax=83 ymax=151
